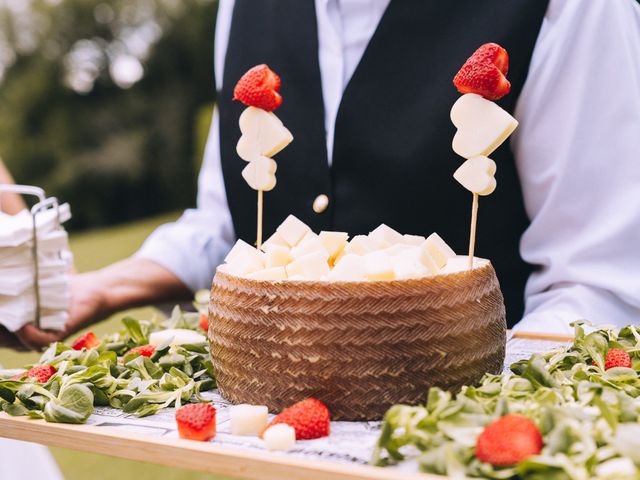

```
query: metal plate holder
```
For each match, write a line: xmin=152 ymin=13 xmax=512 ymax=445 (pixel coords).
xmin=0 ymin=185 xmax=61 ymax=329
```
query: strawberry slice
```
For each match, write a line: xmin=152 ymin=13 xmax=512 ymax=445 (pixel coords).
xmin=263 ymin=398 xmax=330 ymax=440
xmin=71 ymin=331 xmax=100 ymax=351
xmin=605 ymin=348 xmax=632 ymax=369
xmin=125 ymin=344 xmax=156 ymax=358
xmin=476 ymin=414 xmax=543 ymax=466
xmin=453 ymin=43 xmax=511 ymax=101
xmin=233 ymin=64 xmax=283 ymax=112
xmin=199 ymin=313 xmax=209 ymax=332
xmin=176 ymin=403 xmax=217 ymax=441
xmin=12 ymin=364 xmax=56 ymax=383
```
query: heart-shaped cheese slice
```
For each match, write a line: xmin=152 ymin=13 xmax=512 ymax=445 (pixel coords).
xmin=451 ymin=94 xmax=518 ymax=158
xmin=236 ymin=107 xmax=293 ymax=161
xmin=241 ymin=156 xmax=277 ymax=191
xmin=453 ymin=156 xmax=497 ymax=195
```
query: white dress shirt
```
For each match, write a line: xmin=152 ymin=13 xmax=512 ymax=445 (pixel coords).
xmin=137 ymin=0 xmax=640 ymax=334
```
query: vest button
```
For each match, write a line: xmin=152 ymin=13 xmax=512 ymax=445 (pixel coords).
xmin=312 ymin=194 xmax=329 ymax=214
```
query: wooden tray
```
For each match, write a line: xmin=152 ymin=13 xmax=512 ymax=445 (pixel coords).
xmin=0 ymin=331 xmax=572 ymax=480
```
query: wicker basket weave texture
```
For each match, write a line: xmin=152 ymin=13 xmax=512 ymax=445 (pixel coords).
xmin=209 ymin=263 xmax=506 ymax=420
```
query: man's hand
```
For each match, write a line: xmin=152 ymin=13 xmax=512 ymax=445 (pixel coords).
xmin=13 ymin=258 xmax=192 ymax=351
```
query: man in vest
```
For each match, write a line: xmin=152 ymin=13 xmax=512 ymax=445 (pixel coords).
xmin=13 ymin=0 xmax=640 ymax=349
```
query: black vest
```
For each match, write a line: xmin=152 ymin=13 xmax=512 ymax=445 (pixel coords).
xmin=218 ymin=0 xmax=548 ymax=326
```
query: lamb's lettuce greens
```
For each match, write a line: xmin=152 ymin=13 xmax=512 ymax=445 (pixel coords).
xmin=0 ymin=305 xmax=214 ymax=424
xmin=373 ymin=322 xmax=640 ymax=479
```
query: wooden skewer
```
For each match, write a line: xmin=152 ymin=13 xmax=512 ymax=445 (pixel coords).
xmin=257 ymin=190 xmax=264 ymax=249
xmin=468 ymin=192 xmax=478 ymax=269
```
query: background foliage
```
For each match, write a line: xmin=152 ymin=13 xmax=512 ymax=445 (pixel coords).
xmin=0 ymin=0 xmax=218 ymax=230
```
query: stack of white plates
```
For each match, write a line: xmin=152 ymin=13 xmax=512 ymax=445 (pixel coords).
xmin=0 ymin=203 xmax=72 ymax=332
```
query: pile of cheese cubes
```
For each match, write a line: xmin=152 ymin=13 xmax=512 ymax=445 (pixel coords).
xmin=219 ymin=215 xmax=485 ymax=282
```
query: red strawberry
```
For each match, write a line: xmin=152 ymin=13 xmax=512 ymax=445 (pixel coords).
xmin=125 ymin=344 xmax=156 ymax=358
xmin=199 ymin=313 xmax=208 ymax=332
xmin=12 ymin=364 xmax=56 ymax=383
xmin=176 ymin=403 xmax=216 ymax=441
xmin=264 ymin=398 xmax=330 ymax=440
xmin=605 ymin=348 xmax=632 ymax=370
xmin=476 ymin=414 xmax=543 ymax=466
xmin=453 ymin=43 xmax=511 ymax=101
xmin=71 ymin=331 xmax=100 ymax=351
xmin=233 ymin=64 xmax=283 ymax=111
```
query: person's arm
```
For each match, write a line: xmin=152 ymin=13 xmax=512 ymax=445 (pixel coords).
xmin=512 ymin=0 xmax=640 ymax=334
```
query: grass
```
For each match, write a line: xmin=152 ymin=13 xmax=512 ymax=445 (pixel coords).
xmin=0 ymin=211 xmax=234 ymax=480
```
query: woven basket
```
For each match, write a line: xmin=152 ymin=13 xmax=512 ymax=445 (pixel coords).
xmin=209 ymin=263 xmax=506 ymax=420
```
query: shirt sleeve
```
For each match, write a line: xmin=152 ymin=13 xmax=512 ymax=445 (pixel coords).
xmin=512 ymin=0 xmax=640 ymax=334
xmin=135 ymin=0 xmax=237 ymax=292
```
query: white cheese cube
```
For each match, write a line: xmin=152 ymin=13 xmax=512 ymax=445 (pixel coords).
xmin=451 ymin=93 xmax=518 ymax=158
xmin=261 ymin=231 xmax=289 ymax=251
xmin=276 ymin=215 xmax=311 ymax=247
xmin=364 ymin=252 xmax=396 ymax=281
xmin=290 ymin=232 xmax=330 ymax=260
xmin=247 ymin=266 xmax=288 ymax=281
xmin=263 ymin=244 xmax=291 ymax=268
xmin=344 ymin=235 xmax=376 ymax=256
xmin=393 ymin=248 xmax=431 ymax=279
xmin=417 ymin=244 xmax=440 ymax=274
xmin=229 ymin=404 xmax=269 ymax=436
xmin=224 ymin=239 xmax=257 ymax=264
xmin=263 ymin=424 xmax=296 ymax=451
xmin=440 ymin=255 xmax=489 ymax=274
xmin=402 ymin=234 xmax=425 ymax=246
xmin=326 ymin=254 xmax=367 ymax=281
xmin=423 ymin=233 xmax=456 ymax=268
xmin=318 ymin=231 xmax=348 ymax=261
xmin=382 ymin=244 xmax=413 ymax=256
xmin=368 ymin=224 xmax=405 ymax=248
xmin=285 ymin=251 xmax=330 ymax=280
xmin=223 ymin=242 xmax=265 ymax=276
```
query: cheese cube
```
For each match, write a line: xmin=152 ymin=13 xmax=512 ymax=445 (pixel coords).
xmin=402 ymin=234 xmax=425 ymax=246
xmin=364 ymin=252 xmax=396 ymax=281
xmin=263 ymin=424 xmax=296 ymax=451
xmin=318 ymin=231 xmax=348 ymax=261
xmin=451 ymin=93 xmax=518 ymax=158
xmin=368 ymin=224 xmax=405 ymax=248
xmin=224 ymin=239 xmax=256 ymax=264
xmin=276 ymin=215 xmax=311 ymax=247
xmin=382 ymin=244 xmax=413 ymax=256
xmin=247 ymin=266 xmax=288 ymax=281
xmin=285 ymin=251 xmax=330 ymax=280
xmin=261 ymin=231 xmax=289 ymax=252
xmin=326 ymin=254 xmax=367 ymax=281
xmin=423 ymin=233 xmax=456 ymax=268
xmin=393 ymin=248 xmax=431 ymax=279
xmin=290 ymin=232 xmax=330 ymax=260
xmin=344 ymin=235 xmax=376 ymax=256
xmin=417 ymin=243 xmax=440 ymax=274
xmin=441 ymin=255 xmax=489 ymax=274
xmin=263 ymin=244 xmax=291 ymax=268
xmin=223 ymin=241 xmax=265 ymax=276
xmin=229 ymin=404 xmax=269 ymax=436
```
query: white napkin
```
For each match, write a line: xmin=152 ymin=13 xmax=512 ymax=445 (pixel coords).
xmin=0 ymin=198 xmax=72 ymax=332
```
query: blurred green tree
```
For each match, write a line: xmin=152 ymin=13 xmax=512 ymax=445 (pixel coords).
xmin=0 ymin=0 xmax=217 ymax=230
